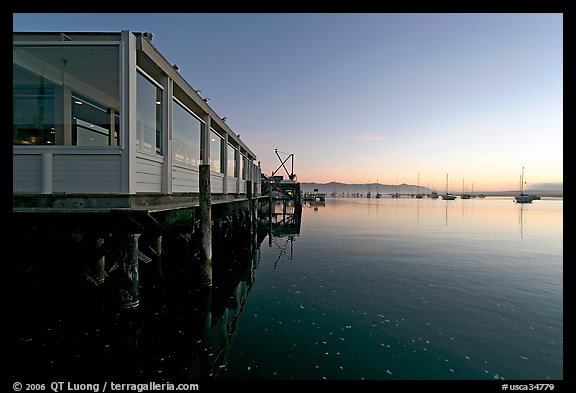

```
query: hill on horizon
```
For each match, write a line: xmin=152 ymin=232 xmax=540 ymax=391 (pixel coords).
xmin=299 ymin=181 xmax=563 ymax=196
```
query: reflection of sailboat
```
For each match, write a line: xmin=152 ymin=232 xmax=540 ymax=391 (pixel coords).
xmin=515 ymin=167 xmax=532 ymax=203
xmin=518 ymin=203 xmax=525 ymax=238
xmin=441 ymin=174 xmax=457 ymax=200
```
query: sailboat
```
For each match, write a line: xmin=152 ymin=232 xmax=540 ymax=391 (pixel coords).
xmin=416 ymin=172 xmax=423 ymax=198
xmin=514 ymin=167 xmax=533 ymax=203
xmin=330 ymin=179 xmax=338 ymax=198
xmin=392 ymin=180 xmax=400 ymax=198
xmin=461 ymin=179 xmax=471 ymax=199
xmin=441 ymin=174 xmax=457 ymax=200
xmin=375 ymin=178 xmax=382 ymax=198
xmin=366 ymin=179 xmax=372 ymax=198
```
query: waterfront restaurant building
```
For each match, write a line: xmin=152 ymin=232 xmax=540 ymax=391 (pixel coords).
xmin=13 ymin=31 xmax=260 ymax=204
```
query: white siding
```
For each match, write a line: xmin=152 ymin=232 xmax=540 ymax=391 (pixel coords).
xmin=53 ymin=155 xmax=122 ymax=193
xmin=13 ymin=154 xmax=42 ymax=193
xmin=134 ymin=155 xmax=163 ymax=193
xmin=172 ymin=165 xmax=199 ymax=193
xmin=227 ymin=176 xmax=237 ymax=194
xmin=210 ymin=173 xmax=224 ymax=194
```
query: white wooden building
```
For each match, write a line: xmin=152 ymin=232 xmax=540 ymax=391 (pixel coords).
xmin=13 ymin=31 xmax=260 ymax=205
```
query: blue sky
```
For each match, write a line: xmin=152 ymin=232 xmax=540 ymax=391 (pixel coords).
xmin=13 ymin=13 xmax=563 ymax=191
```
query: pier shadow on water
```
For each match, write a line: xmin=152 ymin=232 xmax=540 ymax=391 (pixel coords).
xmin=10 ymin=205 xmax=271 ymax=380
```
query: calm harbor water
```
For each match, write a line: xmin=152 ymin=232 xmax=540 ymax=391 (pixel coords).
xmin=11 ymin=196 xmax=563 ymax=381
xmin=218 ymin=197 xmax=563 ymax=380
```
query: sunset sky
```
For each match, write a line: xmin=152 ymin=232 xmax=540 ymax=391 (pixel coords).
xmin=13 ymin=13 xmax=563 ymax=191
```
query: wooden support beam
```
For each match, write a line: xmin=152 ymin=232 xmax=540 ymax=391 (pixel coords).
xmin=119 ymin=233 xmax=140 ymax=309
xmin=268 ymin=182 xmax=273 ymax=247
xmin=199 ymin=164 xmax=212 ymax=287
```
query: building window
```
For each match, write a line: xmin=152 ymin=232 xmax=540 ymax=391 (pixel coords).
xmin=240 ymin=153 xmax=246 ymax=180
xmin=72 ymin=93 xmax=119 ymax=146
xmin=210 ymin=130 xmax=222 ymax=173
xmin=136 ymin=71 xmax=163 ymax=155
xmin=227 ymin=143 xmax=237 ymax=178
xmin=13 ymin=65 xmax=56 ymax=145
xmin=172 ymin=100 xmax=202 ymax=167
xmin=13 ymin=45 xmax=120 ymax=146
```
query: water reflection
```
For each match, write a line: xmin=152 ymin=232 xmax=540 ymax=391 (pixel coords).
xmin=518 ymin=203 xmax=525 ymax=239
xmin=218 ymin=197 xmax=563 ymax=380
xmin=305 ymin=200 xmax=326 ymax=211
xmin=269 ymin=201 xmax=302 ymax=239
xmin=11 ymin=206 xmax=270 ymax=380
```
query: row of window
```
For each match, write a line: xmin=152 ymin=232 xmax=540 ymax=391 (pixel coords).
xmin=13 ymin=44 xmax=249 ymax=179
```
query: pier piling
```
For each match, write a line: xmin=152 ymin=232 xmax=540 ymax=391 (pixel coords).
xmin=199 ymin=164 xmax=213 ymax=287
xmin=119 ymin=233 xmax=140 ymax=309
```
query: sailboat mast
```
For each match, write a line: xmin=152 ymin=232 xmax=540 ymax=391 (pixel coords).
xmin=521 ymin=166 xmax=525 ymax=195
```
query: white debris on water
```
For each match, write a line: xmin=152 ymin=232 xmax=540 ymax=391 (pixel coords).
xmin=520 ymin=356 xmax=529 ymax=360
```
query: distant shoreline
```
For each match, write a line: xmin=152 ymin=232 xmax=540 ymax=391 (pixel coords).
xmin=299 ymin=182 xmax=563 ymax=198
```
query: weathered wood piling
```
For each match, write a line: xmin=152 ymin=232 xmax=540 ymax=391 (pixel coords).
xmin=199 ymin=164 xmax=213 ymax=287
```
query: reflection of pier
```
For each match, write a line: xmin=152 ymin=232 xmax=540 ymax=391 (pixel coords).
xmin=305 ymin=200 xmax=326 ymax=211
xmin=270 ymin=201 xmax=302 ymax=237
xmin=260 ymin=149 xmax=303 ymax=246
xmin=12 ymin=199 xmax=268 ymax=379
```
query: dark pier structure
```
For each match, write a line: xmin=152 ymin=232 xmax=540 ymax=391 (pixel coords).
xmin=260 ymin=149 xmax=303 ymax=246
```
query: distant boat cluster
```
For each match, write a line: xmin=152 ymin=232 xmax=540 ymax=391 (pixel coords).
xmin=303 ymin=168 xmax=546 ymax=202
